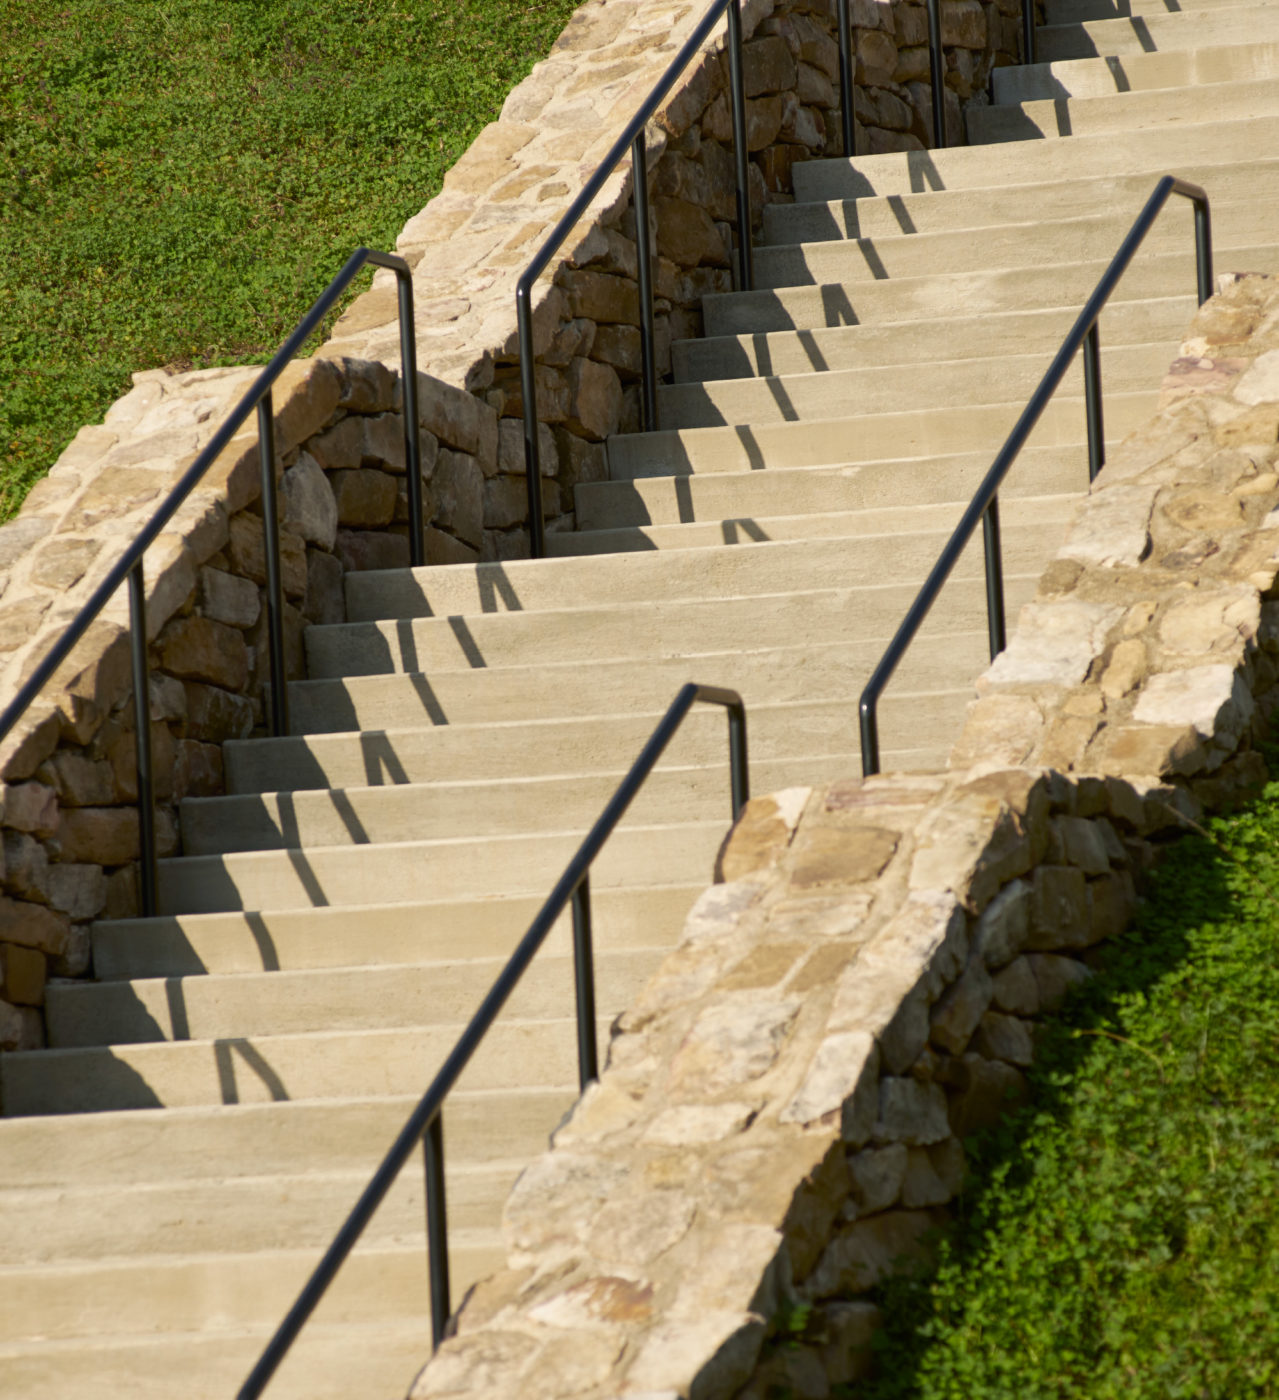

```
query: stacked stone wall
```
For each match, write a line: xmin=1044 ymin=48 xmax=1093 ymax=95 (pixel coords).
xmin=0 ymin=0 xmax=1019 ymax=1047
xmin=401 ymin=275 xmax=1279 ymax=1398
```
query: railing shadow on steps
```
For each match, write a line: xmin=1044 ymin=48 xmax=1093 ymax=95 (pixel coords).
xmin=0 ymin=249 xmax=424 ymax=918
xmin=236 ymin=681 xmax=749 ymax=1398
xmin=517 ymin=0 xmax=968 ymax=557
xmin=858 ymin=174 xmax=1212 ymax=774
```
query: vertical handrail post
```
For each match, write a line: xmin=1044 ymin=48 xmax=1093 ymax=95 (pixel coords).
xmin=1193 ymin=196 xmax=1213 ymax=305
xmin=727 ymin=702 xmax=750 ymax=819
xmin=633 ymin=133 xmax=659 ymax=433
xmin=726 ymin=0 xmax=754 ymax=292
xmin=395 ymin=267 xmax=425 ymax=568
xmin=570 ymin=874 xmax=599 ymax=1089
xmin=859 ymin=697 xmax=881 ymax=779
xmin=516 ymin=284 xmax=546 ymax=560
xmin=926 ymin=0 xmax=947 ymax=148
xmin=424 ymin=1115 xmax=450 ymax=1349
xmin=1022 ymin=0 xmax=1036 ymax=64
xmin=256 ymin=392 xmax=290 ymax=738
xmin=1083 ymin=321 xmax=1105 ymax=482
xmin=982 ymin=498 xmax=1007 ymax=661
xmin=127 ymin=562 xmax=158 ymax=918
xmin=836 ymin=0 xmax=855 ymax=158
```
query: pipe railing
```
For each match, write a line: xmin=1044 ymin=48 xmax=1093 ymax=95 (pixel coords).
xmin=517 ymin=0 xmax=961 ymax=557
xmin=858 ymin=175 xmax=1212 ymax=776
xmin=238 ymin=682 xmax=749 ymax=1397
xmin=0 ymin=248 xmax=422 ymax=916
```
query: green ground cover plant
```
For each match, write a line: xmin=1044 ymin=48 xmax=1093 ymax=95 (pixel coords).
xmin=861 ymin=779 xmax=1279 ymax=1399
xmin=0 ymin=0 xmax=580 ymax=518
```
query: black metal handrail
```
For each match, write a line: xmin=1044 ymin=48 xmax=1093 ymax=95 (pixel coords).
xmin=238 ymin=682 xmax=749 ymax=1398
xmin=517 ymin=0 xmax=956 ymax=557
xmin=0 ymin=248 xmax=422 ymax=915
xmin=858 ymin=175 xmax=1212 ymax=775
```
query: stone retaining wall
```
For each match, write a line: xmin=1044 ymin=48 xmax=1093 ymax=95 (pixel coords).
xmin=402 ymin=276 xmax=1279 ymax=1398
xmin=0 ymin=0 xmax=1018 ymax=1049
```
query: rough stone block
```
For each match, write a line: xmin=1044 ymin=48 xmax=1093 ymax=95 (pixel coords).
xmin=0 ymin=941 xmax=47 ymax=1006
xmin=159 ymin=615 xmax=250 ymax=691
xmin=200 ymin=567 xmax=261 ymax=630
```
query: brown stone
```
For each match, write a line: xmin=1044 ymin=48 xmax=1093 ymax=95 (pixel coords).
xmin=31 ymin=537 xmax=102 ymax=591
xmin=1025 ymin=952 xmax=1091 ymax=1010
xmin=744 ymin=36 xmax=798 ymax=96
xmin=173 ymin=739 xmax=224 ymax=802
xmin=227 ymin=514 xmax=308 ymax=599
xmin=990 ymin=956 xmax=1039 ymax=1015
xmin=159 ymin=615 xmax=250 ymax=691
xmin=0 ymin=941 xmax=47 ymax=1006
xmin=54 ymin=807 xmax=142 ymax=865
xmin=1088 ymin=870 xmax=1136 ymax=942
xmin=201 ymin=566 xmax=261 ymax=630
xmin=37 ymin=751 xmax=117 ymax=808
xmin=333 ymin=529 xmax=411 ymax=574
xmin=944 ymin=1052 xmax=1028 ymax=1138
xmin=0 ymin=594 xmax=52 ymax=653
xmin=790 ymin=824 xmax=898 ymax=889
xmin=46 ymin=862 xmax=107 ymax=921
xmin=929 ymin=958 xmax=994 ymax=1054
xmin=804 ymin=1210 xmax=938 ymax=1297
xmin=561 ymin=268 xmax=640 ymax=325
xmin=3 ymin=830 xmax=49 ymax=903
xmin=330 ymin=468 xmax=398 ymax=527
xmin=972 ymin=1011 xmax=1035 ymax=1066
xmin=4 ymin=780 xmax=60 ymax=837
xmin=183 ymin=682 xmax=254 ymax=743
xmin=271 ymin=357 xmax=343 ymax=454
xmin=566 ymin=357 xmax=623 ymax=442
xmin=433 ymin=450 xmax=485 ymax=548
xmin=333 ymin=356 xmax=397 ymax=414
xmin=303 ymin=549 xmax=345 ymax=626
xmin=0 ymin=895 xmax=70 ymax=956
xmin=1027 ymin=865 xmax=1089 ymax=949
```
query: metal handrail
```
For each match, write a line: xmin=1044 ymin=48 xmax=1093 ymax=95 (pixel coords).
xmin=238 ymin=682 xmax=749 ymax=1398
xmin=516 ymin=0 xmax=955 ymax=557
xmin=0 ymin=248 xmax=422 ymax=914
xmin=858 ymin=175 xmax=1212 ymax=775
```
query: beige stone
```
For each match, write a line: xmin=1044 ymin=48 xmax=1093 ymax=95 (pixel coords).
xmin=790 ymin=824 xmax=898 ymax=888
xmin=3 ymin=781 xmax=60 ymax=838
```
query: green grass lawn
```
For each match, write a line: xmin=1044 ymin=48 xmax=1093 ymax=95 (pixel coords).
xmin=862 ymin=776 xmax=1279 ymax=1399
xmin=0 ymin=0 xmax=580 ymax=518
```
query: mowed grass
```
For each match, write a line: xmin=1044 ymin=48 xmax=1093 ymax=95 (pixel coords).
xmin=861 ymin=777 xmax=1279 ymax=1399
xmin=0 ymin=0 xmax=581 ymax=518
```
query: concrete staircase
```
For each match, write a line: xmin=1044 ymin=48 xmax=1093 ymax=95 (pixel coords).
xmin=3 ymin=0 xmax=1278 ymax=1393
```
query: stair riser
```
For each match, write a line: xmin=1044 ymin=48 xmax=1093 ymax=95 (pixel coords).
xmin=765 ymin=158 xmax=1279 ymax=244
xmin=673 ymin=295 xmax=1195 ymax=382
xmin=791 ymin=112 xmax=1279 ymax=200
xmin=608 ymin=391 xmax=1153 ymax=479
xmin=0 ymin=1089 xmax=571 ymax=1187
xmin=181 ymin=756 xmax=847 ymax=853
xmin=1 ymin=1243 xmax=500 ymax=1344
xmin=991 ymin=39 xmax=1279 ymax=103
xmin=7 ymin=1159 xmax=521 ymax=1264
xmin=578 ymin=446 xmax=1091 ymax=528
xmin=1037 ymin=6 xmax=1279 ymax=61
xmin=754 ymin=202 xmax=1273 ymax=290
xmin=971 ymin=76 xmax=1279 ymax=145
xmin=703 ymin=248 xmax=1266 ymax=337
xmin=95 ymin=885 xmax=704 ymax=979
xmin=2 ymin=1017 xmax=613 ymax=1114
xmin=48 ymin=949 xmax=664 ymax=1047
xmin=657 ymin=343 xmax=1171 ymax=430
xmin=221 ymin=698 xmax=947 ymax=795
xmin=157 ymin=822 xmax=725 ymax=916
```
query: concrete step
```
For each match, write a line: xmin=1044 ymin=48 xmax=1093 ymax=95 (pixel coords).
xmin=285 ymin=633 xmax=997 ymax=738
xmin=155 ymin=820 xmax=726 ymax=916
xmin=703 ymin=248 xmax=1258 ymax=338
xmin=577 ymin=444 xmax=1089 ymax=527
xmin=2 ymin=1015 xmax=634 ymax=1114
xmin=673 ymin=294 xmax=1195 ymax=382
xmin=764 ymin=157 xmax=1279 ymax=244
xmin=656 ymin=341 xmax=1172 ymax=430
xmin=991 ymin=38 xmax=1279 ymax=103
xmin=46 ymin=947 xmax=665 ymax=1047
xmin=0 ymin=1238 xmax=498 ymax=1342
xmin=971 ymin=75 xmax=1279 ymax=145
xmin=6 ymin=1155 xmax=526 ymax=1263
xmin=753 ymin=201 xmax=1271 ymax=291
xmin=790 ymin=112 xmax=1279 ymax=200
xmin=179 ymin=757 xmax=839 ymax=855
xmin=94 ymin=884 xmax=705 ymax=979
xmin=0 ymin=1087 xmax=569 ymax=1183
xmin=218 ymin=698 xmax=941 ymax=798
xmin=0 ymin=1319 xmax=458 ymax=1400
xmin=545 ymin=498 xmax=1072 ymax=557
xmin=1036 ymin=5 xmax=1279 ymax=60
xmin=1045 ymin=0 xmax=1269 ymax=22
xmin=609 ymin=391 xmax=1152 ymax=478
